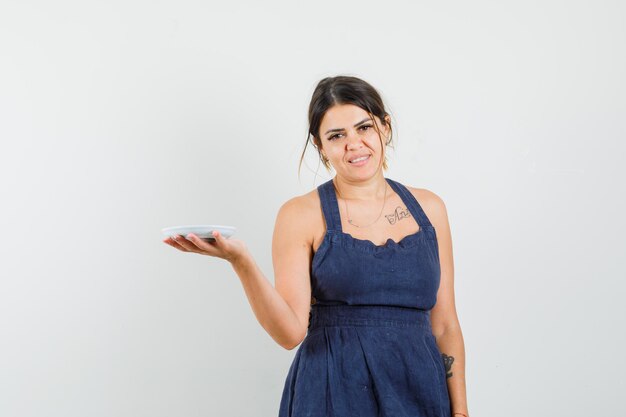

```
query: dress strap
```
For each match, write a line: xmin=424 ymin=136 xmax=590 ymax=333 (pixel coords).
xmin=385 ymin=178 xmax=433 ymax=228
xmin=317 ymin=179 xmax=343 ymax=232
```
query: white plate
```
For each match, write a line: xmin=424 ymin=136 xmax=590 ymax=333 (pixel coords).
xmin=162 ymin=225 xmax=236 ymax=240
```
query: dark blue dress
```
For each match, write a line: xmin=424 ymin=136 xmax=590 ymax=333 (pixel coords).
xmin=278 ymin=177 xmax=451 ymax=417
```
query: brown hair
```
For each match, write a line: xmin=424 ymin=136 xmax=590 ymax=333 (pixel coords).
xmin=298 ymin=75 xmax=394 ymax=177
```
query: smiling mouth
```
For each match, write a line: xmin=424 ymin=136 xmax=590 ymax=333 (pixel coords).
xmin=349 ymin=155 xmax=371 ymax=164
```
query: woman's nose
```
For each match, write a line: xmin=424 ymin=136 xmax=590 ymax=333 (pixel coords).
xmin=346 ymin=129 xmax=364 ymax=149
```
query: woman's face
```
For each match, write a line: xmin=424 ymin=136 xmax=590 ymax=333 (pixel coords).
xmin=318 ymin=104 xmax=390 ymax=180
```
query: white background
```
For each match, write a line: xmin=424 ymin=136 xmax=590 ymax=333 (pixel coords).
xmin=1 ymin=1 xmax=624 ymax=416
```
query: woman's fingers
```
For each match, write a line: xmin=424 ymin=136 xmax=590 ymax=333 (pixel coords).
xmin=163 ymin=231 xmax=240 ymax=262
xmin=212 ymin=230 xmax=223 ymax=243
xmin=185 ymin=233 xmax=218 ymax=251
xmin=163 ymin=236 xmax=190 ymax=252
xmin=175 ymin=235 xmax=198 ymax=251
xmin=211 ymin=231 xmax=233 ymax=252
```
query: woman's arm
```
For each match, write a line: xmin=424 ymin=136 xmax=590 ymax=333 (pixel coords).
xmin=414 ymin=188 xmax=470 ymax=417
xmin=232 ymin=197 xmax=313 ymax=349
xmin=163 ymin=196 xmax=313 ymax=350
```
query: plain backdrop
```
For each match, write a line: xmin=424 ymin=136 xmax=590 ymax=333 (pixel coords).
xmin=1 ymin=1 xmax=624 ymax=416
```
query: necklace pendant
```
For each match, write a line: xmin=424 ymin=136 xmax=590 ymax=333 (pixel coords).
xmin=348 ymin=219 xmax=362 ymax=228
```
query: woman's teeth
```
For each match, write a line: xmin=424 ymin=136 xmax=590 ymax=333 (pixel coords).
xmin=350 ymin=155 xmax=370 ymax=163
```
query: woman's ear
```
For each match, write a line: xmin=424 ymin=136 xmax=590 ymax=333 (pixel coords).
xmin=383 ymin=115 xmax=392 ymax=140
xmin=383 ymin=115 xmax=391 ymax=130
xmin=315 ymin=141 xmax=328 ymax=162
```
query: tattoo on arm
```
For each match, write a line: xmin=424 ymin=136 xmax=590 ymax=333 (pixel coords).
xmin=385 ymin=206 xmax=412 ymax=225
xmin=442 ymin=353 xmax=454 ymax=378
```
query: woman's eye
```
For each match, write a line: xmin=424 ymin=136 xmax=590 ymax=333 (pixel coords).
xmin=360 ymin=125 xmax=373 ymax=131
xmin=328 ymin=134 xmax=341 ymax=140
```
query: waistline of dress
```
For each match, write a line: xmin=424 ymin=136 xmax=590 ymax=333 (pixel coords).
xmin=307 ymin=304 xmax=432 ymax=330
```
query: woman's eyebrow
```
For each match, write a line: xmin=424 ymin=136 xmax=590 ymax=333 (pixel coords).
xmin=324 ymin=117 xmax=371 ymax=135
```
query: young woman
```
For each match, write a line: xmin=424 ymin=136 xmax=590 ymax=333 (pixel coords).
xmin=164 ymin=75 xmax=469 ymax=417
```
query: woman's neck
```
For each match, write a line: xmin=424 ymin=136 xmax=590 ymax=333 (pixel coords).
xmin=332 ymin=174 xmax=388 ymax=201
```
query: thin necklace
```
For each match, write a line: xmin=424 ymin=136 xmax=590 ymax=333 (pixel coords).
xmin=333 ymin=179 xmax=388 ymax=228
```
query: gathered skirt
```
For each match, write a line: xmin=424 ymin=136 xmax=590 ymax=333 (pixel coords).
xmin=278 ymin=305 xmax=451 ymax=417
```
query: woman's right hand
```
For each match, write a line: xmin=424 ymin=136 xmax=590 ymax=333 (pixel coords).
xmin=163 ymin=230 xmax=248 ymax=264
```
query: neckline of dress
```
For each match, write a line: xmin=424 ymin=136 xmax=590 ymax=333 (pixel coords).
xmin=329 ymin=177 xmax=425 ymax=249
xmin=337 ymin=227 xmax=424 ymax=249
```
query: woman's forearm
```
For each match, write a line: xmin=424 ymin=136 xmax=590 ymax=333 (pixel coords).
xmin=435 ymin=326 xmax=469 ymax=416
xmin=230 ymin=251 xmax=305 ymax=350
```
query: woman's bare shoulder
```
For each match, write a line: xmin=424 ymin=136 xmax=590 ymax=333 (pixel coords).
xmin=275 ymin=189 xmax=323 ymax=240
xmin=404 ymin=186 xmax=449 ymax=227
xmin=278 ymin=189 xmax=320 ymax=215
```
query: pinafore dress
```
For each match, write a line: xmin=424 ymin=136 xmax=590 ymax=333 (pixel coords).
xmin=278 ymin=177 xmax=451 ymax=417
